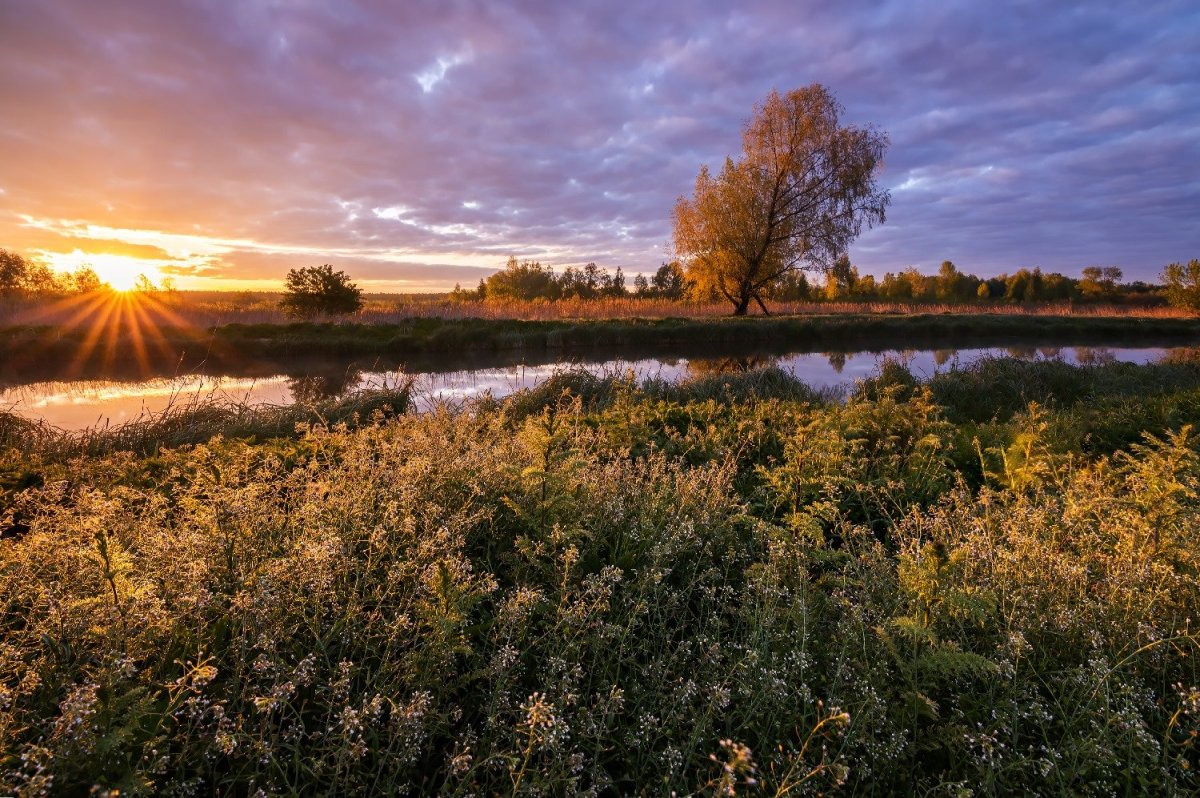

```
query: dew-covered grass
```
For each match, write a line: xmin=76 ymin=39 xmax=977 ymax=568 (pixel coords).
xmin=1 ymin=359 xmax=1198 ymax=795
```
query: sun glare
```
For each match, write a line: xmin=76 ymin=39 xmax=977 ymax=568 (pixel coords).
xmin=37 ymin=249 xmax=164 ymax=292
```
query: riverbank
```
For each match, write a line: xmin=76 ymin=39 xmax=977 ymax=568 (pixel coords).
xmin=4 ymin=312 xmax=1200 ymax=374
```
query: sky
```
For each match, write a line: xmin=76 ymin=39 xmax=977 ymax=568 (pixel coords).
xmin=0 ymin=1 xmax=1197 ymax=292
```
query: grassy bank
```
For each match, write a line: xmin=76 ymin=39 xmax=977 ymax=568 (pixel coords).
xmin=4 ymin=313 xmax=1200 ymax=379
xmin=2 ymin=358 xmax=1199 ymax=794
xmin=210 ymin=313 xmax=1200 ymax=356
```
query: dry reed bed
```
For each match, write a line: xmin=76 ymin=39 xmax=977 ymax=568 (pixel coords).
xmin=0 ymin=294 xmax=1190 ymax=330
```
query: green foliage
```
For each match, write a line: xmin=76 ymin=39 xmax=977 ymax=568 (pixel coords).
xmin=2 ymin=359 xmax=1200 ymax=794
xmin=1162 ymin=258 xmax=1200 ymax=311
xmin=482 ymin=257 xmax=561 ymax=301
xmin=281 ymin=264 xmax=364 ymax=317
xmin=481 ymin=257 xmax=636 ymax=302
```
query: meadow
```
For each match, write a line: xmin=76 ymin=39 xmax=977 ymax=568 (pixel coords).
xmin=2 ymin=356 xmax=1199 ymax=795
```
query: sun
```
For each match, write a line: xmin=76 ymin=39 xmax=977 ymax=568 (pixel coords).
xmin=39 ymin=249 xmax=164 ymax=292
xmin=92 ymin=257 xmax=151 ymax=291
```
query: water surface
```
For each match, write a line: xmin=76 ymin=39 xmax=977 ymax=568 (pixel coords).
xmin=2 ymin=344 xmax=1189 ymax=431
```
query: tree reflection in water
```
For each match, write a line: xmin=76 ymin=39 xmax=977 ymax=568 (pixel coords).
xmin=687 ymin=355 xmax=778 ymax=377
xmin=287 ymin=368 xmax=364 ymax=404
xmin=1005 ymin=345 xmax=1038 ymax=360
xmin=1073 ymin=347 xmax=1116 ymax=366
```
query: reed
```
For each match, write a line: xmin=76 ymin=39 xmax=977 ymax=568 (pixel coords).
xmin=0 ymin=292 xmax=1190 ymax=330
xmin=0 ymin=384 xmax=412 ymax=459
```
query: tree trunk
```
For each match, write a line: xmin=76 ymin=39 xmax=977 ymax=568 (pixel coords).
xmin=732 ymin=293 xmax=752 ymax=315
xmin=753 ymin=293 xmax=771 ymax=316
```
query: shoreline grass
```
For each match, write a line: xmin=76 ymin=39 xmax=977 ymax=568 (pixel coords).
xmin=0 ymin=384 xmax=412 ymax=461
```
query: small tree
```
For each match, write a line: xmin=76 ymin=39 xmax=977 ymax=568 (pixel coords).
xmin=1162 ymin=259 xmax=1200 ymax=311
xmin=672 ymin=84 xmax=890 ymax=315
xmin=70 ymin=266 xmax=105 ymax=293
xmin=601 ymin=266 xmax=627 ymax=298
xmin=633 ymin=273 xmax=650 ymax=296
xmin=281 ymin=264 xmax=364 ymax=317
xmin=650 ymin=262 xmax=688 ymax=299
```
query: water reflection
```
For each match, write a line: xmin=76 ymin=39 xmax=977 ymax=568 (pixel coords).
xmin=287 ymin=368 xmax=365 ymax=404
xmin=1074 ymin=347 xmax=1118 ymax=366
xmin=1005 ymin=345 xmax=1039 ymax=359
xmin=687 ymin=356 xmax=776 ymax=377
xmin=3 ymin=345 xmax=1197 ymax=431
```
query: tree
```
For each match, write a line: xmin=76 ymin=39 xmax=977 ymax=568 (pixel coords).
xmin=133 ymin=273 xmax=159 ymax=293
xmin=650 ymin=262 xmax=688 ymax=299
xmin=483 ymin=257 xmax=560 ymax=301
xmin=1079 ymin=266 xmax=1123 ymax=298
xmin=824 ymin=253 xmax=859 ymax=300
xmin=0 ymin=248 xmax=61 ymax=297
xmin=602 ymin=266 xmax=627 ymax=298
xmin=672 ymin=84 xmax=890 ymax=315
xmin=0 ymin=249 xmax=30 ymax=296
xmin=281 ymin=264 xmax=364 ymax=317
xmin=1162 ymin=259 xmax=1200 ymax=311
xmin=69 ymin=266 xmax=105 ymax=293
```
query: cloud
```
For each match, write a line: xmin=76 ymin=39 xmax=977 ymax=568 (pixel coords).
xmin=0 ymin=0 xmax=1197 ymax=287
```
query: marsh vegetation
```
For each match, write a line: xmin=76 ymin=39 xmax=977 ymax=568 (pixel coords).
xmin=2 ymin=357 xmax=1199 ymax=794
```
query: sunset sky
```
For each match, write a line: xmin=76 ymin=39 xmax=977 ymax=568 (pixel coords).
xmin=1 ymin=1 xmax=1197 ymax=292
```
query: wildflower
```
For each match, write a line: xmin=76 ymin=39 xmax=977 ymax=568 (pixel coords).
xmin=708 ymin=739 xmax=758 ymax=796
xmin=521 ymin=692 xmax=568 ymax=748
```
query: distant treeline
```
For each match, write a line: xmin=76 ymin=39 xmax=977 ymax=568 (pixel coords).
xmin=455 ymin=256 xmax=1166 ymax=306
xmin=0 ymin=249 xmax=105 ymax=296
xmin=0 ymin=248 xmax=173 ymax=297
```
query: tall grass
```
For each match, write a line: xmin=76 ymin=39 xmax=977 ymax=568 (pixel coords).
xmin=1 ymin=359 xmax=1198 ymax=794
xmin=0 ymin=385 xmax=412 ymax=460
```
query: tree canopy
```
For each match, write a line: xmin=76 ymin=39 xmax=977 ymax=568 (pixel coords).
xmin=0 ymin=248 xmax=106 ymax=296
xmin=1162 ymin=259 xmax=1200 ymax=310
xmin=281 ymin=265 xmax=363 ymax=317
xmin=459 ymin=257 xmax=630 ymax=302
xmin=672 ymin=84 xmax=891 ymax=315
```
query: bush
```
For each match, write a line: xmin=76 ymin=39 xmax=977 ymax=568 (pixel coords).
xmin=281 ymin=264 xmax=363 ymax=317
xmin=1162 ymin=258 xmax=1200 ymax=311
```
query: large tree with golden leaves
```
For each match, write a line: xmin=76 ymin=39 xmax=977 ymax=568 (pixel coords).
xmin=673 ymin=85 xmax=890 ymax=315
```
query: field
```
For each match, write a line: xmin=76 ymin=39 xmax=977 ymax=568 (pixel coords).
xmin=0 ymin=291 xmax=1190 ymax=331
xmin=2 ymin=356 xmax=1199 ymax=794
